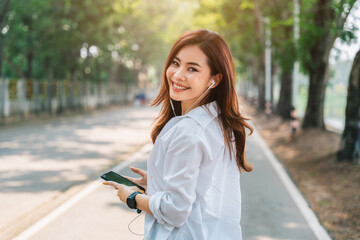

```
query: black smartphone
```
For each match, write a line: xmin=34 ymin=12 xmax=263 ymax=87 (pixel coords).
xmin=101 ymin=171 xmax=145 ymax=192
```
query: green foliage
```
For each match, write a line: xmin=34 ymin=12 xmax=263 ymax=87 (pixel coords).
xmin=1 ymin=0 xmax=358 ymax=91
xmin=298 ymin=0 xmax=358 ymax=73
xmin=265 ymin=1 xmax=296 ymax=72
xmin=0 ymin=0 xmax=187 ymax=83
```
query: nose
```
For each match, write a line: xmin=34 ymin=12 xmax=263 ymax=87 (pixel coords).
xmin=172 ymin=67 xmax=186 ymax=81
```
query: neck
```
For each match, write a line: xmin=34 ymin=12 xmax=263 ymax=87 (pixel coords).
xmin=181 ymin=87 xmax=211 ymax=115
xmin=181 ymin=101 xmax=199 ymax=115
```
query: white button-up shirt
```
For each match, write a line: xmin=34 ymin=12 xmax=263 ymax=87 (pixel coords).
xmin=144 ymin=101 xmax=242 ymax=240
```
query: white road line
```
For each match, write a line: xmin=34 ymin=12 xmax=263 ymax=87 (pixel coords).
xmin=13 ymin=142 xmax=152 ymax=240
xmin=253 ymin=131 xmax=332 ymax=240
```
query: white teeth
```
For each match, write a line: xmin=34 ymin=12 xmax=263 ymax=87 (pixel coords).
xmin=173 ymin=82 xmax=188 ymax=90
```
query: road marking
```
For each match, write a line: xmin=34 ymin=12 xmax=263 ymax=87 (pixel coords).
xmin=253 ymin=131 xmax=332 ymax=240
xmin=13 ymin=142 xmax=152 ymax=240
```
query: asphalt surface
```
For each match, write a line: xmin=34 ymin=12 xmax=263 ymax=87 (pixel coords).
xmin=241 ymin=132 xmax=320 ymax=239
xmin=0 ymin=105 xmax=158 ymax=239
xmin=0 ymin=105 xmax=330 ymax=240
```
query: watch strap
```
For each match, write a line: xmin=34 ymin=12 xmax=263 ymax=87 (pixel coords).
xmin=126 ymin=191 xmax=142 ymax=211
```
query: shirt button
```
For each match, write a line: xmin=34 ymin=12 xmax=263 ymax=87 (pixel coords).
xmin=146 ymin=236 xmax=149 ymax=240
xmin=150 ymin=175 xmax=153 ymax=179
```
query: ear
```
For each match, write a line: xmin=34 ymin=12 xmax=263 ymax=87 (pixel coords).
xmin=208 ymin=73 xmax=222 ymax=89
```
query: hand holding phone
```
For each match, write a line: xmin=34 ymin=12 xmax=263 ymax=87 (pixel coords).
xmin=101 ymin=171 xmax=146 ymax=192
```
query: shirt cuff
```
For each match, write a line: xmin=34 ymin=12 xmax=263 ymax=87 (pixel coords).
xmin=149 ymin=191 xmax=174 ymax=231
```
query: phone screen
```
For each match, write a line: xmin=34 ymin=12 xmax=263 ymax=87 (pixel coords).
xmin=101 ymin=171 xmax=145 ymax=192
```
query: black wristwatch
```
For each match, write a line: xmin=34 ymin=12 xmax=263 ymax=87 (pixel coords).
xmin=126 ymin=191 xmax=142 ymax=213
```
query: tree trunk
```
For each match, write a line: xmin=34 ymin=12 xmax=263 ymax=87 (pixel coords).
xmin=250 ymin=58 xmax=265 ymax=110
xmin=302 ymin=0 xmax=333 ymax=129
xmin=257 ymin=57 xmax=266 ymax=111
xmin=0 ymin=38 xmax=3 ymax=77
xmin=302 ymin=59 xmax=329 ymax=129
xmin=25 ymin=19 xmax=33 ymax=79
xmin=253 ymin=0 xmax=265 ymax=111
xmin=25 ymin=52 xmax=33 ymax=79
xmin=302 ymin=0 xmax=355 ymax=129
xmin=337 ymin=50 xmax=360 ymax=163
xmin=277 ymin=70 xmax=292 ymax=119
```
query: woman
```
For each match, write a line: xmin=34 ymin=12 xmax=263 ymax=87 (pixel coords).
xmin=104 ymin=29 xmax=253 ymax=239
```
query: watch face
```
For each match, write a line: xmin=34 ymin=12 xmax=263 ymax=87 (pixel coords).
xmin=127 ymin=192 xmax=141 ymax=209
xmin=127 ymin=197 xmax=136 ymax=209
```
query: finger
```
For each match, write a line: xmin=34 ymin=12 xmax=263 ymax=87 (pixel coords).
xmin=123 ymin=175 xmax=138 ymax=183
xmin=130 ymin=166 xmax=146 ymax=176
xmin=130 ymin=186 xmax=145 ymax=193
xmin=102 ymin=181 xmax=121 ymax=189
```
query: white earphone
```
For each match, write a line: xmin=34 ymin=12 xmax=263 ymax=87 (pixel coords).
xmin=209 ymin=79 xmax=216 ymax=89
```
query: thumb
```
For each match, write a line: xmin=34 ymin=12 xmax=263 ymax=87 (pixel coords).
xmin=130 ymin=166 xmax=146 ymax=177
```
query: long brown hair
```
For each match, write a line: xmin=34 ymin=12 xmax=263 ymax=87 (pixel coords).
xmin=151 ymin=29 xmax=253 ymax=172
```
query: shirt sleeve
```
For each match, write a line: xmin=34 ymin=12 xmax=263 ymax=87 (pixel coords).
xmin=149 ymin=124 xmax=205 ymax=228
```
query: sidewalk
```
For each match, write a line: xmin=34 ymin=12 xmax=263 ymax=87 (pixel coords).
xmin=14 ymin=128 xmax=331 ymax=240
xmin=241 ymin=130 xmax=330 ymax=239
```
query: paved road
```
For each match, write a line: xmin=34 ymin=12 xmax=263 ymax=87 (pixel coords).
xmin=18 ymin=132 xmax=327 ymax=240
xmin=241 ymin=132 xmax=321 ymax=239
xmin=23 ymin=146 xmax=151 ymax=240
xmin=0 ymin=105 xmax=159 ymax=239
xmin=1 ymin=105 xmax=330 ymax=240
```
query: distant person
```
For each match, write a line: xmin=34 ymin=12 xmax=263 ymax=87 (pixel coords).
xmin=139 ymin=92 xmax=146 ymax=105
xmin=134 ymin=92 xmax=147 ymax=107
xmin=133 ymin=93 xmax=141 ymax=107
xmin=104 ymin=29 xmax=253 ymax=239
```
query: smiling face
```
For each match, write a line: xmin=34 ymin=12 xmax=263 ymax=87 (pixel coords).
xmin=166 ymin=44 xmax=214 ymax=114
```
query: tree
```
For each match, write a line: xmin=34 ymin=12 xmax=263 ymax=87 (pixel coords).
xmin=337 ymin=49 xmax=360 ymax=164
xmin=1 ymin=0 xmax=174 ymax=83
xmin=202 ymin=0 xmax=296 ymax=116
xmin=299 ymin=0 xmax=358 ymax=128
xmin=268 ymin=1 xmax=295 ymax=119
xmin=199 ymin=0 xmax=266 ymax=109
xmin=0 ymin=0 xmax=12 ymax=77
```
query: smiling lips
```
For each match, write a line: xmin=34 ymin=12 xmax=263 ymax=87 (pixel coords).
xmin=172 ymin=81 xmax=190 ymax=91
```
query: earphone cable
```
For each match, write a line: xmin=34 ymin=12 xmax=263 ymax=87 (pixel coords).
xmin=184 ymin=86 xmax=212 ymax=115
xmin=170 ymin=81 xmax=214 ymax=117
xmin=128 ymin=212 xmax=144 ymax=236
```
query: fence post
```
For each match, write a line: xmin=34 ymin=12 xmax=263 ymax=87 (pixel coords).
xmin=1 ymin=78 xmax=10 ymax=118
xmin=0 ymin=78 xmax=3 ymax=117
xmin=58 ymin=80 xmax=64 ymax=113
xmin=47 ymin=78 xmax=53 ymax=114
xmin=69 ymin=80 xmax=74 ymax=109
xmin=94 ymin=83 xmax=99 ymax=108
xmin=77 ymin=80 xmax=81 ymax=109
xmin=33 ymin=80 xmax=40 ymax=114
xmin=17 ymin=78 xmax=27 ymax=117
xmin=86 ymin=81 xmax=90 ymax=110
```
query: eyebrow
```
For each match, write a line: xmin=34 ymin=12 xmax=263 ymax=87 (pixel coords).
xmin=174 ymin=56 xmax=202 ymax=68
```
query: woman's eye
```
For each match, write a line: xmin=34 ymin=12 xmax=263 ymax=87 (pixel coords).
xmin=172 ymin=61 xmax=179 ymax=66
xmin=189 ymin=67 xmax=198 ymax=72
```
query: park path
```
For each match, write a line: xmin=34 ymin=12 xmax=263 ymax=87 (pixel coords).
xmin=0 ymin=105 xmax=158 ymax=239
xmin=0 ymin=105 xmax=330 ymax=240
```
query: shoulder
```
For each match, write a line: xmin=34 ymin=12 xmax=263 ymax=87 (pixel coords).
xmin=164 ymin=118 xmax=204 ymax=148
xmin=177 ymin=117 xmax=203 ymax=135
xmin=185 ymin=101 xmax=220 ymax=129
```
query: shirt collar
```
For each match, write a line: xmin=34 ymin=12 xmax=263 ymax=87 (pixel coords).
xmin=180 ymin=101 xmax=220 ymax=128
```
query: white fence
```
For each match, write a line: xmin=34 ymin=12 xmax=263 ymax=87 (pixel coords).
xmin=0 ymin=78 xmax=138 ymax=121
